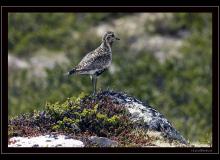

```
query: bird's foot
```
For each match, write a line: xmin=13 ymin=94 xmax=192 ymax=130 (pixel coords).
xmin=91 ymin=92 xmax=97 ymax=97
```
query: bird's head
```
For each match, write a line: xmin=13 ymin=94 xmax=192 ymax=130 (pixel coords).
xmin=102 ymin=31 xmax=120 ymax=45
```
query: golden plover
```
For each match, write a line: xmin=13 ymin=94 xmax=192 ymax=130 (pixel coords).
xmin=66 ymin=31 xmax=120 ymax=95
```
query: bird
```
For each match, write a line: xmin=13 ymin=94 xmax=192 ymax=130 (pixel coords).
xmin=66 ymin=31 xmax=120 ymax=95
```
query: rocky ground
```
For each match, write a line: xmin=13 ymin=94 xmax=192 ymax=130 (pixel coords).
xmin=8 ymin=90 xmax=196 ymax=148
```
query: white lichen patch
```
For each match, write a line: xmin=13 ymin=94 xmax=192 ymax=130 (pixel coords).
xmin=126 ymin=102 xmax=152 ymax=123
xmin=146 ymin=130 xmax=163 ymax=138
xmin=8 ymin=135 xmax=84 ymax=147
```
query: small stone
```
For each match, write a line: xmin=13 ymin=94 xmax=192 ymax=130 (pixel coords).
xmin=64 ymin=136 xmax=70 ymax=139
xmin=55 ymin=144 xmax=62 ymax=147
xmin=46 ymin=139 xmax=52 ymax=142
xmin=89 ymin=136 xmax=118 ymax=147
xmin=32 ymin=144 xmax=39 ymax=147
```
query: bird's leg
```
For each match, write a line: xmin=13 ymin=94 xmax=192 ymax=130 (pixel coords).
xmin=91 ymin=75 xmax=97 ymax=96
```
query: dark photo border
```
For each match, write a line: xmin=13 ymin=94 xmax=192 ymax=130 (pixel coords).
xmin=1 ymin=6 xmax=219 ymax=154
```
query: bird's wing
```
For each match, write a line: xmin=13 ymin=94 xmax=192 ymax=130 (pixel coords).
xmin=76 ymin=53 xmax=111 ymax=71
xmin=78 ymin=51 xmax=96 ymax=66
xmin=80 ymin=46 xmax=105 ymax=62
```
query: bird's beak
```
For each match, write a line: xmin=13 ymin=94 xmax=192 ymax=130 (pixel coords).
xmin=116 ymin=37 xmax=120 ymax=40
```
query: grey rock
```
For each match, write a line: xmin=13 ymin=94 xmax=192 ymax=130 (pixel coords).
xmin=33 ymin=144 xmax=39 ymax=147
xmin=89 ymin=136 xmax=118 ymax=147
xmin=55 ymin=144 xmax=62 ymax=147
xmin=97 ymin=90 xmax=188 ymax=144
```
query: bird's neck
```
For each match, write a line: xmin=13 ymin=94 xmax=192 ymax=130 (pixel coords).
xmin=101 ymin=41 xmax=112 ymax=51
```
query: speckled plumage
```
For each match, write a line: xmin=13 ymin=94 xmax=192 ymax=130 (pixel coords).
xmin=67 ymin=31 xmax=120 ymax=94
xmin=74 ymin=43 xmax=112 ymax=75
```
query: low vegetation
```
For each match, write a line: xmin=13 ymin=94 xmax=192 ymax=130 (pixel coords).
xmin=8 ymin=92 xmax=191 ymax=147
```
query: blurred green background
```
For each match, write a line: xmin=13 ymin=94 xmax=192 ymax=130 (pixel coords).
xmin=8 ymin=13 xmax=212 ymax=144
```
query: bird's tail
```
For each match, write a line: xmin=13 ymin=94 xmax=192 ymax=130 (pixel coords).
xmin=64 ymin=68 xmax=76 ymax=76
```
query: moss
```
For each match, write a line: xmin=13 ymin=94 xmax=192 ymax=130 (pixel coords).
xmin=9 ymin=92 xmax=135 ymax=139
